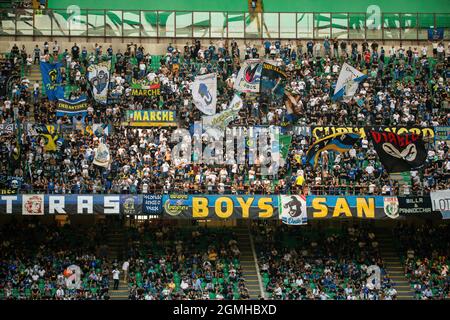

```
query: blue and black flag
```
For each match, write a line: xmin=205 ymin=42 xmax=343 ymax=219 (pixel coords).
xmin=40 ymin=61 xmax=64 ymax=101
xmin=306 ymin=132 xmax=361 ymax=167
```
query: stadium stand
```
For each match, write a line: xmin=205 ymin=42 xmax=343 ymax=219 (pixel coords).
xmin=0 ymin=0 xmax=449 ymax=301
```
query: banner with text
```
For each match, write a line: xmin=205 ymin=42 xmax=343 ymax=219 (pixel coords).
xmin=279 ymin=195 xmax=308 ymax=225
xmin=143 ymin=194 xmax=163 ymax=215
xmin=311 ymin=126 xmax=435 ymax=140
xmin=130 ymin=81 xmax=161 ymax=97
xmin=398 ymin=196 xmax=441 ymax=219
xmin=0 ymin=194 xmax=144 ymax=215
xmin=306 ymin=196 xmax=397 ymax=220
xmin=434 ymin=126 xmax=450 ymax=141
xmin=162 ymin=194 xmax=278 ymax=219
xmin=56 ymin=97 xmax=88 ymax=117
xmin=123 ymin=110 xmax=177 ymax=127
xmin=430 ymin=190 xmax=450 ymax=219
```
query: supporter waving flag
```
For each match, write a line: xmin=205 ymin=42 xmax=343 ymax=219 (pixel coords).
xmin=367 ymin=130 xmax=427 ymax=173
xmin=332 ymin=62 xmax=367 ymax=101
xmin=306 ymin=132 xmax=361 ymax=168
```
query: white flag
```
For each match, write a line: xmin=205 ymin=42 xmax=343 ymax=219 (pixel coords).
xmin=279 ymin=195 xmax=308 ymax=225
xmin=93 ymin=140 xmax=111 ymax=168
xmin=87 ymin=60 xmax=111 ymax=104
xmin=333 ymin=63 xmax=367 ymax=101
xmin=192 ymin=73 xmax=217 ymax=115
xmin=234 ymin=59 xmax=262 ymax=93
xmin=203 ymin=94 xmax=243 ymax=139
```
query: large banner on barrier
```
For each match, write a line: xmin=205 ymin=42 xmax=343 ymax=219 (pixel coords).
xmin=161 ymin=194 xmax=278 ymax=219
xmin=430 ymin=190 xmax=450 ymax=219
xmin=279 ymin=195 xmax=308 ymax=225
xmin=0 ymin=195 xmax=143 ymax=215
xmin=0 ymin=194 xmax=443 ymax=221
xmin=0 ymin=123 xmax=15 ymax=136
xmin=143 ymin=194 xmax=163 ymax=215
xmin=306 ymin=196 xmax=394 ymax=220
xmin=434 ymin=126 xmax=450 ymax=141
xmin=398 ymin=196 xmax=441 ymax=219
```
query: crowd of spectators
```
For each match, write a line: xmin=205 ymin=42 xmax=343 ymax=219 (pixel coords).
xmin=0 ymin=219 xmax=250 ymax=300
xmin=252 ymin=221 xmax=396 ymax=300
xmin=123 ymin=222 xmax=249 ymax=300
xmin=0 ymin=218 xmax=113 ymax=300
xmin=393 ymin=223 xmax=450 ymax=299
xmin=0 ymin=38 xmax=449 ymax=196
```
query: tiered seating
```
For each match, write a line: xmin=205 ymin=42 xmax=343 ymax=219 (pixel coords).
xmin=125 ymin=225 xmax=249 ymax=300
xmin=392 ymin=223 xmax=450 ymax=300
xmin=0 ymin=219 xmax=112 ymax=300
xmin=253 ymin=222 xmax=393 ymax=300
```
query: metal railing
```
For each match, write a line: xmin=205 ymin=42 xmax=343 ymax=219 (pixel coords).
xmin=0 ymin=9 xmax=449 ymax=41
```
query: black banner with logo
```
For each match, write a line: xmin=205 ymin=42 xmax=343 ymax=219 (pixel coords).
xmin=367 ymin=130 xmax=427 ymax=173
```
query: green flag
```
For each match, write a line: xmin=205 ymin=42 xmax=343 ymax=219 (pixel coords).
xmin=389 ymin=172 xmax=412 ymax=184
xmin=280 ymin=135 xmax=292 ymax=163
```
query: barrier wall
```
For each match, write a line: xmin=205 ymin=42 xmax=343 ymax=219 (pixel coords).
xmin=0 ymin=193 xmax=447 ymax=223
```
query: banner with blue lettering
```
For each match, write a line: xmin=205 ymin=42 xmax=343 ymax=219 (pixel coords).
xmin=40 ymin=62 xmax=65 ymax=101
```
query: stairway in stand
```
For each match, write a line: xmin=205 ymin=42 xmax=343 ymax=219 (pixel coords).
xmin=28 ymin=64 xmax=42 ymax=93
xmin=376 ymin=230 xmax=415 ymax=300
xmin=26 ymin=64 xmax=42 ymax=120
xmin=107 ymin=226 xmax=127 ymax=300
xmin=235 ymin=226 xmax=263 ymax=299
xmin=109 ymin=278 xmax=129 ymax=300
xmin=107 ymin=226 xmax=125 ymax=262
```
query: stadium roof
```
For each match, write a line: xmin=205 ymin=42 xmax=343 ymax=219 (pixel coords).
xmin=47 ymin=0 xmax=449 ymax=13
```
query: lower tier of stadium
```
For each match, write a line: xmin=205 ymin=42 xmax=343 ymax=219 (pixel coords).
xmin=0 ymin=216 xmax=448 ymax=300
